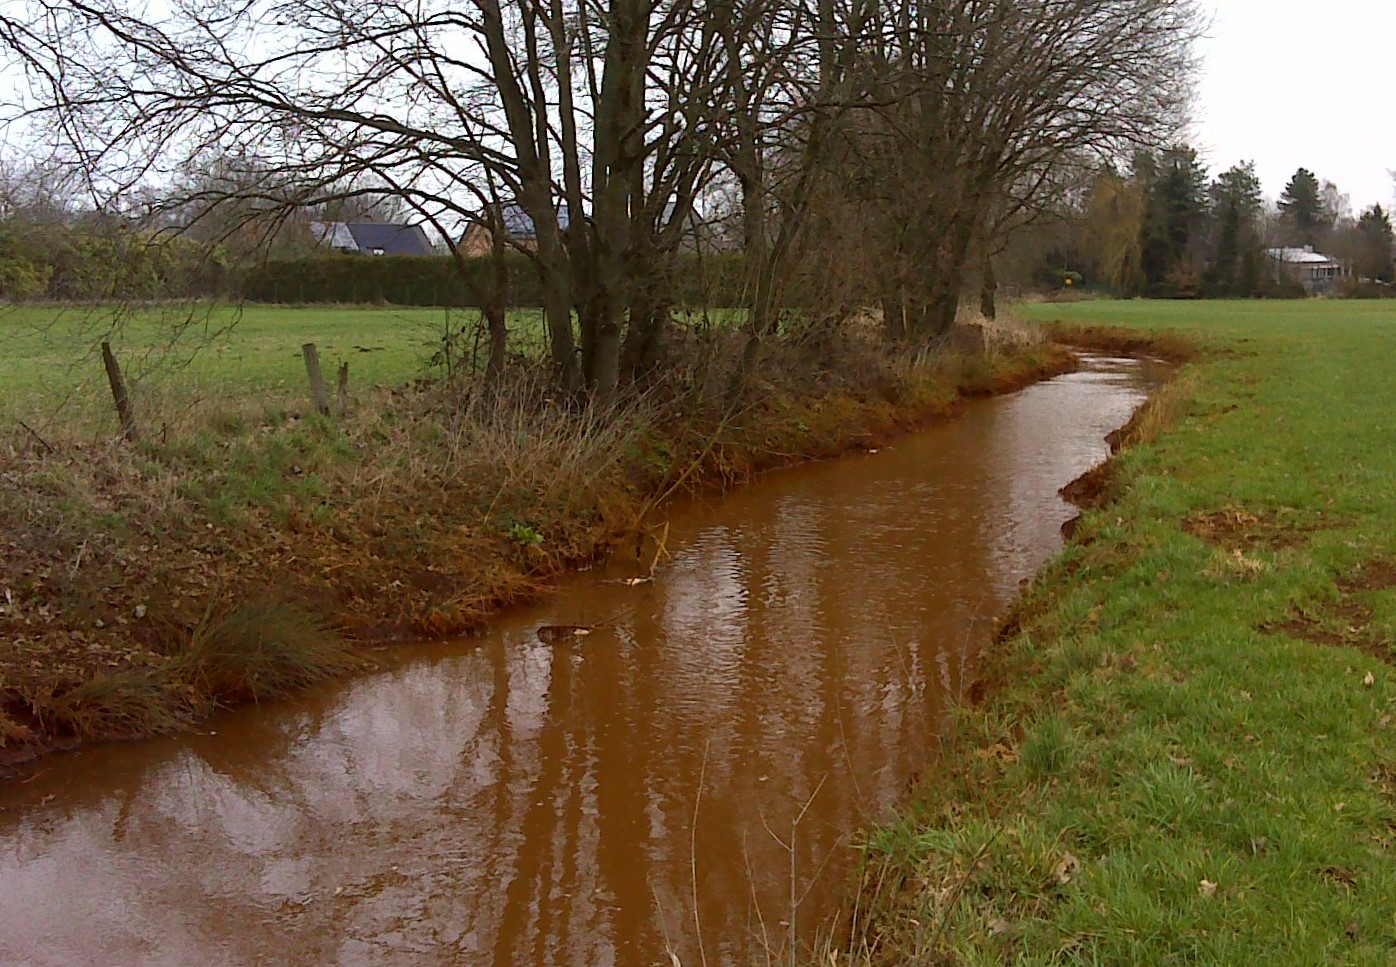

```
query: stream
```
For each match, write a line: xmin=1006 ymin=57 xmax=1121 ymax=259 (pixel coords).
xmin=0 ymin=354 xmax=1168 ymax=966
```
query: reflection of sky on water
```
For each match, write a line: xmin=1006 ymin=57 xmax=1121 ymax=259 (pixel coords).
xmin=983 ymin=358 xmax=1152 ymax=596
xmin=0 ymin=356 xmax=1165 ymax=966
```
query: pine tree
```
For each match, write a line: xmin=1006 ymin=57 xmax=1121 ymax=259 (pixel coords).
xmin=1138 ymin=146 xmax=1207 ymax=292
xmin=1278 ymin=167 xmax=1323 ymax=247
xmin=1206 ymin=162 xmax=1263 ymax=295
xmin=1355 ymin=205 xmax=1395 ymax=282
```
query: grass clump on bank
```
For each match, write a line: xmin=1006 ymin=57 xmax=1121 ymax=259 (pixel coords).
xmin=0 ymin=305 xmax=1064 ymax=761
xmin=843 ymin=300 xmax=1396 ymax=965
xmin=176 ymin=600 xmax=366 ymax=703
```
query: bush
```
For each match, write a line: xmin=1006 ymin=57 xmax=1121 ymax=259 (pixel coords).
xmin=237 ymin=253 xmax=544 ymax=306
xmin=1033 ymin=266 xmax=1085 ymax=291
xmin=1 ymin=220 xmax=220 ymax=300
xmin=1336 ymin=279 xmax=1393 ymax=299
xmin=0 ymin=254 xmax=51 ymax=300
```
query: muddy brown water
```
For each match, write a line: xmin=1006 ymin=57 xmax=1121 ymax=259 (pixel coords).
xmin=0 ymin=355 xmax=1167 ymax=966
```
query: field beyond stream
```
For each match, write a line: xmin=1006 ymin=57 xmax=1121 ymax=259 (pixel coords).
xmin=847 ymin=300 xmax=1396 ymax=964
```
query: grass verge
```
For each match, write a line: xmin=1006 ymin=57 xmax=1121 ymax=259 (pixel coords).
xmin=841 ymin=300 xmax=1396 ymax=964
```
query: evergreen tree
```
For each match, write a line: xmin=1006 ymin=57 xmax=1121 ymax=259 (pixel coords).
xmin=1278 ymin=167 xmax=1323 ymax=247
xmin=1355 ymin=205 xmax=1395 ymax=282
xmin=1206 ymin=162 xmax=1264 ymax=296
xmin=1138 ymin=146 xmax=1207 ymax=292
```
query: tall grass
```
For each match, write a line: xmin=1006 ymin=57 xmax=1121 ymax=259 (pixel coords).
xmin=174 ymin=600 xmax=365 ymax=702
xmin=46 ymin=667 xmax=196 ymax=740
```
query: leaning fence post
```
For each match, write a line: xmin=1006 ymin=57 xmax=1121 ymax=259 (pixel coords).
xmin=301 ymin=343 xmax=331 ymax=417
xmin=101 ymin=341 xmax=139 ymax=442
xmin=335 ymin=361 xmax=349 ymax=418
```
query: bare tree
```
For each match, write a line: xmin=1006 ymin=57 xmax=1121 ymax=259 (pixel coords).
xmin=4 ymin=0 xmax=1200 ymax=392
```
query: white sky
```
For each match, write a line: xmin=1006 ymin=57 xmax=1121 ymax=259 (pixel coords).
xmin=1196 ymin=0 xmax=1395 ymax=212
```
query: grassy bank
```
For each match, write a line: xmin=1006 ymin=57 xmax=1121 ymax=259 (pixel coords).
xmin=846 ymin=300 xmax=1396 ymax=964
xmin=0 ymin=307 xmax=1065 ymax=764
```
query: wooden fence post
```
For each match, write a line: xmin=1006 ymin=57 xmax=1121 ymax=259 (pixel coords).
xmin=301 ymin=343 xmax=330 ymax=417
xmin=101 ymin=341 xmax=139 ymax=442
xmin=335 ymin=361 xmax=349 ymax=418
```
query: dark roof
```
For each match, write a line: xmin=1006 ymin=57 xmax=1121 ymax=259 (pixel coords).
xmin=343 ymin=222 xmax=435 ymax=256
xmin=498 ymin=203 xmax=570 ymax=240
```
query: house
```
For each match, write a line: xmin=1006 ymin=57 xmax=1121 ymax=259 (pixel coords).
xmin=1265 ymin=245 xmax=1349 ymax=294
xmin=310 ymin=220 xmax=435 ymax=256
xmin=458 ymin=204 xmax=570 ymax=256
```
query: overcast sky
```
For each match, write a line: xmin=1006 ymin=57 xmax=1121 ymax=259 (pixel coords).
xmin=1196 ymin=0 xmax=1394 ymax=212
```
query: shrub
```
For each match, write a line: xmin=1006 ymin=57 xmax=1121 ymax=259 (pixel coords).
xmin=0 ymin=254 xmax=52 ymax=300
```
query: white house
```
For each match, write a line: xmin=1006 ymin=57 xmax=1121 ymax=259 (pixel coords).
xmin=1265 ymin=245 xmax=1348 ymax=294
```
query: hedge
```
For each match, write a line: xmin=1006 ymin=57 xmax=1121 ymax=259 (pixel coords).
xmin=236 ymin=252 xmax=758 ymax=308
xmin=235 ymin=254 xmax=541 ymax=306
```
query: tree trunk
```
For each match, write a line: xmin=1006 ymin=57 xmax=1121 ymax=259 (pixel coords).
xmin=591 ymin=320 xmax=623 ymax=403
xmin=484 ymin=304 xmax=507 ymax=384
xmin=979 ymin=255 xmax=997 ymax=320
xmin=917 ymin=220 xmax=976 ymax=341
xmin=730 ymin=330 xmax=764 ymax=402
xmin=538 ymin=252 xmax=578 ymax=391
xmin=881 ymin=287 xmax=907 ymax=341
xmin=923 ymin=279 xmax=961 ymax=340
xmin=621 ymin=286 xmax=670 ymax=377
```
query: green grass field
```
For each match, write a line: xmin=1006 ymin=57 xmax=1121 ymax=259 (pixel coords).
xmin=849 ymin=298 xmax=1396 ymax=963
xmin=0 ymin=302 xmax=757 ymax=434
xmin=0 ymin=303 xmax=552 ymax=431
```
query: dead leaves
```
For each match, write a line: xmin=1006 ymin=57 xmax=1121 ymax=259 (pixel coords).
xmin=975 ymin=742 xmax=1019 ymax=765
xmin=1182 ymin=504 xmax=1323 ymax=553
xmin=536 ymin=624 xmax=597 ymax=644
xmin=1260 ymin=563 xmax=1396 ymax=665
xmin=1205 ymin=547 xmax=1269 ymax=582
xmin=1053 ymin=851 xmax=1081 ymax=885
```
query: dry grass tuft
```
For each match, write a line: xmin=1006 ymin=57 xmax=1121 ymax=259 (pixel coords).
xmin=174 ymin=600 xmax=366 ymax=702
xmin=1112 ymin=366 xmax=1198 ymax=450
xmin=45 ymin=668 xmax=196 ymax=741
xmin=0 ymin=705 xmax=36 ymax=747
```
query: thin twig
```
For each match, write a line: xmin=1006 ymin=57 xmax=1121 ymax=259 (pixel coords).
xmin=691 ymin=740 xmax=710 ymax=967
xmin=16 ymin=420 xmax=55 ymax=455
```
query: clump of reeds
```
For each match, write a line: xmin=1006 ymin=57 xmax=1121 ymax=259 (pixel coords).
xmin=0 ymin=705 xmax=35 ymax=746
xmin=173 ymin=599 xmax=365 ymax=702
xmin=45 ymin=666 xmax=197 ymax=740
